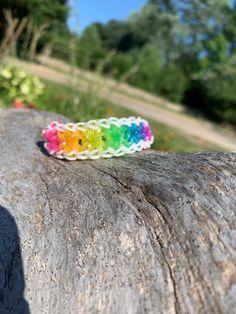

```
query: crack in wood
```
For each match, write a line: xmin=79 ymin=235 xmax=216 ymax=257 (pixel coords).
xmin=39 ymin=173 xmax=53 ymax=215
xmin=90 ymin=164 xmax=181 ymax=313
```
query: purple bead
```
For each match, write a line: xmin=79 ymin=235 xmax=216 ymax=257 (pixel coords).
xmin=141 ymin=123 xmax=153 ymax=141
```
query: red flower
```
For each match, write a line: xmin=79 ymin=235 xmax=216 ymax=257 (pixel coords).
xmin=14 ymin=99 xmax=25 ymax=109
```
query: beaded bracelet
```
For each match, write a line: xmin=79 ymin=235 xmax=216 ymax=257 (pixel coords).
xmin=42 ymin=117 xmax=154 ymax=160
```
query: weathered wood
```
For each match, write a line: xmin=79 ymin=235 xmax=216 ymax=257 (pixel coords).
xmin=0 ymin=109 xmax=235 ymax=314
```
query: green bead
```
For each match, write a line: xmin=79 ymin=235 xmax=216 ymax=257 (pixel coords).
xmin=102 ymin=125 xmax=122 ymax=150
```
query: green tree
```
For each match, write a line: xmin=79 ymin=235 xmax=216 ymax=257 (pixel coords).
xmin=77 ymin=24 xmax=106 ymax=69
xmin=148 ymin=0 xmax=229 ymax=72
xmin=199 ymin=54 xmax=236 ymax=124
xmin=101 ymin=20 xmax=135 ymax=52
xmin=0 ymin=0 xmax=68 ymax=27
xmin=0 ymin=0 xmax=69 ymax=56
xmin=128 ymin=3 xmax=180 ymax=63
xmin=108 ymin=53 xmax=134 ymax=79
xmin=131 ymin=44 xmax=162 ymax=92
xmin=224 ymin=1 xmax=236 ymax=55
xmin=156 ymin=66 xmax=187 ymax=102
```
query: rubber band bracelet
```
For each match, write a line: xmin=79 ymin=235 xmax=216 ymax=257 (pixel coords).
xmin=42 ymin=117 xmax=154 ymax=160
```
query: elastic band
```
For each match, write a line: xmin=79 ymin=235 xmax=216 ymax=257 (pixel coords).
xmin=42 ymin=117 xmax=154 ymax=160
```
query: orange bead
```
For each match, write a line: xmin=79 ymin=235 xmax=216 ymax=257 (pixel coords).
xmin=58 ymin=130 xmax=86 ymax=153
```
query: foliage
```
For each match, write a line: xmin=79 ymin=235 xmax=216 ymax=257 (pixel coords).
xmin=75 ymin=0 xmax=236 ymax=125
xmin=185 ymin=55 xmax=236 ymax=124
xmin=0 ymin=0 xmax=69 ymax=57
xmin=105 ymin=53 xmax=135 ymax=79
xmin=0 ymin=65 xmax=44 ymax=103
xmin=1 ymin=0 xmax=236 ymax=125
xmin=130 ymin=44 xmax=162 ymax=93
xmin=76 ymin=24 xmax=106 ymax=69
xmin=0 ymin=0 xmax=68 ymax=29
xmin=36 ymin=81 xmax=108 ymax=122
xmin=129 ymin=46 xmax=186 ymax=102
xmin=156 ymin=66 xmax=187 ymax=103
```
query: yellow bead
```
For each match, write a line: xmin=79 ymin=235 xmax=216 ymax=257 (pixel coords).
xmin=85 ymin=129 xmax=104 ymax=151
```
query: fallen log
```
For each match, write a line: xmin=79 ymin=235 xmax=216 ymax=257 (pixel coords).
xmin=0 ymin=109 xmax=235 ymax=314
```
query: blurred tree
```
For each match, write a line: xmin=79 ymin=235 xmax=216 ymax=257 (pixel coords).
xmin=1 ymin=0 xmax=235 ymax=125
xmin=224 ymin=1 xmax=236 ymax=55
xmin=107 ymin=53 xmax=134 ymax=79
xmin=186 ymin=54 xmax=236 ymax=124
xmin=156 ymin=65 xmax=187 ymax=102
xmin=147 ymin=0 xmax=236 ymax=123
xmin=148 ymin=0 xmax=229 ymax=72
xmin=75 ymin=0 xmax=236 ymax=124
xmin=130 ymin=44 xmax=162 ymax=92
xmin=0 ymin=0 xmax=68 ymax=27
xmin=149 ymin=0 xmax=176 ymax=12
xmin=128 ymin=4 xmax=180 ymax=63
xmin=77 ymin=24 xmax=106 ymax=69
xmin=101 ymin=20 xmax=135 ymax=52
xmin=0 ymin=0 xmax=69 ymax=57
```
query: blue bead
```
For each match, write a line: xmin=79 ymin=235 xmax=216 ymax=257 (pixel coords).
xmin=128 ymin=123 xmax=143 ymax=144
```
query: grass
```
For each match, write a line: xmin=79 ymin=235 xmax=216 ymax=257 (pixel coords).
xmin=37 ymin=57 xmax=206 ymax=118
xmin=37 ymin=59 xmax=179 ymax=109
xmin=0 ymin=76 xmax=221 ymax=152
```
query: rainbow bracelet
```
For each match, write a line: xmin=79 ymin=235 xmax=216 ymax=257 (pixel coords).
xmin=42 ymin=117 xmax=154 ymax=160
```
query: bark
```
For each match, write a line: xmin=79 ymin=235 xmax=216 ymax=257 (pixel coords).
xmin=0 ymin=10 xmax=28 ymax=57
xmin=29 ymin=23 xmax=48 ymax=61
xmin=0 ymin=109 xmax=235 ymax=314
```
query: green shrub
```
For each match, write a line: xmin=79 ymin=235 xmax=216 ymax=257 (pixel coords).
xmin=36 ymin=81 xmax=108 ymax=122
xmin=108 ymin=53 xmax=134 ymax=79
xmin=131 ymin=44 xmax=162 ymax=92
xmin=155 ymin=66 xmax=187 ymax=103
xmin=203 ymin=57 xmax=236 ymax=125
xmin=0 ymin=65 xmax=44 ymax=104
xmin=184 ymin=56 xmax=236 ymax=125
xmin=130 ymin=46 xmax=187 ymax=103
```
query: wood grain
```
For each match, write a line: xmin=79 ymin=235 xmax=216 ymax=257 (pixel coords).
xmin=0 ymin=109 xmax=235 ymax=314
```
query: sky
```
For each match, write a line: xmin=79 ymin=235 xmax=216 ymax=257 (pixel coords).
xmin=68 ymin=0 xmax=146 ymax=33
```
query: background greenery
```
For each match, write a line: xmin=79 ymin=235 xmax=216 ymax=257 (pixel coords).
xmin=0 ymin=0 xmax=69 ymax=53
xmin=0 ymin=76 xmax=221 ymax=152
xmin=74 ymin=0 xmax=236 ymax=126
xmin=0 ymin=0 xmax=236 ymax=126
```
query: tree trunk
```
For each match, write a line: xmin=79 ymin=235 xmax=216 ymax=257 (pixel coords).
xmin=29 ymin=23 xmax=48 ymax=61
xmin=0 ymin=10 xmax=28 ymax=58
xmin=0 ymin=109 xmax=235 ymax=314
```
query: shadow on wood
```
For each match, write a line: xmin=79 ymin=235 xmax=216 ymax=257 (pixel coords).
xmin=0 ymin=205 xmax=30 ymax=313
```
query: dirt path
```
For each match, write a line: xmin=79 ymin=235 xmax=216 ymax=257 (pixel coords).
xmin=9 ymin=57 xmax=236 ymax=151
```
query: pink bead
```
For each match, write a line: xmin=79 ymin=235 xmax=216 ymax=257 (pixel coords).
xmin=43 ymin=123 xmax=60 ymax=152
